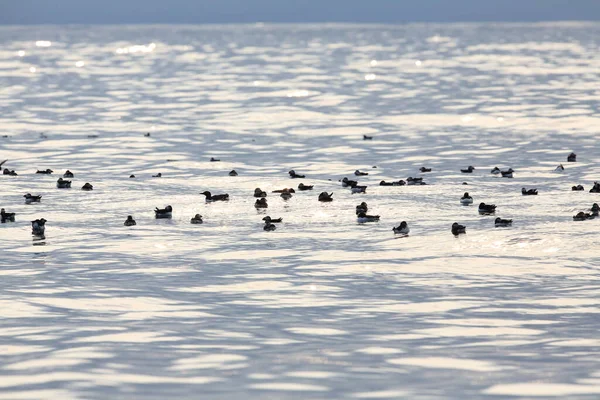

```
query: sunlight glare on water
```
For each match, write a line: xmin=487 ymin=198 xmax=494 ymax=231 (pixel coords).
xmin=1 ymin=22 xmax=600 ymax=399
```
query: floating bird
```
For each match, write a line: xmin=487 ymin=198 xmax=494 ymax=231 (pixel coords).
xmin=129 ymin=174 xmax=135 ymax=178
xmin=271 ymin=188 xmax=296 ymax=194
xmin=3 ymin=168 xmax=17 ymax=176
xmin=263 ymin=216 xmax=282 ymax=223
xmin=522 ymin=188 xmax=538 ymax=196
xmin=254 ymin=188 xmax=267 ymax=198
xmin=380 ymin=180 xmax=405 ymax=186
xmin=590 ymin=182 xmax=600 ymax=193
xmin=363 ymin=135 xmax=373 ymax=140
xmin=355 ymin=170 xmax=369 ymax=176
xmin=31 ymin=218 xmax=46 ymax=235
xmin=356 ymin=202 xmax=368 ymax=215
xmin=24 ymin=193 xmax=42 ymax=204
xmin=419 ymin=167 xmax=432 ymax=173
xmin=351 ymin=185 xmax=367 ymax=194
xmin=298 ymin=183 xmax=313 ymax=191
xmin=272 ymin=188 xmax=295 ymax=194
xmin=1 ymin=208 xmax=15 ymax=223
xmin=56 ymin=177 xmax=72 ymax=188
xmin=461 ymin=166 xmax=475 ymax=173
xmin=501 ymin=168 xmax=514 ymax=178
xmin=494 ymin=217 xmax=512 ymax=227
xmin=81 ymin=183 xmax=93 ymax=191
xmin=357 ymin=212 xmax=380 ymax=223
xmin=210 ymin=157 xmax=220 ymax=162
xmin=567 ymin=152 xmax=577 ymax=162
xmin=280 ymin=189 xmax=293 ymax=199
xmin=451 ymin=222 xmax=466 ymax=235
xmin=36 ymin=169 xmax=53 ymax=174
xmin=341 ymin=177 xmax=358 ymax=187
xmin=318 ymin=192 xmax=333 ymax=202
xmin=554 ymin=164 xmax=564 ymax=172
xmin=460 ymin=192 xmax=473 ymax=205
xmin=63 ymin=170 xmax=74 ymax=178
xmin=201 ymin=191 xmax=229 ymax=201
xmin=572 ymin=185 xmax=584 ymax=191
xmin=152 ymin=173 xmax=162 ymax=178
xmin=478 ymin=202 xmax=497 ymax=214
xmin=190 ymin=214 xmax=203 ymax=224
xmin=154 ymin=205 xmax=173 ymax=218
xmin=289 ymin=170 xmax=305 ymax=178
xmin=490 ymin=167 xmax=501 ymax=174
xmin=255 ymin=198 xmax=268 ymax=208
xmin=393 ymin=221 xmax=410 ymax=234
xmin=229 ymin=170 xmax=238 ymax=176
xmin=124 ymin=216 xmax=136 ymax=226
xmin=407 ymin=177 xmax=426 ymax=185
xmin=263 ymin=221 xmax=277 ymax=231
xmin=573 ymin=211 xmax=594 ymax=221
xmin=591 ymin=203 xmax=599 ymax=213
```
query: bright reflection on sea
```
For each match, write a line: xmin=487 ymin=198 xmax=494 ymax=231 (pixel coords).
xmin=116 ymin=43 xmax=156 ymax=54
xmin=0 ymin=22 xmax=600 ymax=399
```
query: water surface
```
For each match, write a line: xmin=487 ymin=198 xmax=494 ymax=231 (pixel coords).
xmin=1 ymin=23 xmax=600 ymax=399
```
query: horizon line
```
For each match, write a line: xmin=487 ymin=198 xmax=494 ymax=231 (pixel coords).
xmin=1 ymin=19 xmax=599 ymax=27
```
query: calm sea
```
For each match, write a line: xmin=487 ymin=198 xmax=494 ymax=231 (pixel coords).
xmin=1 ymin=23 xmax=600 ymax=399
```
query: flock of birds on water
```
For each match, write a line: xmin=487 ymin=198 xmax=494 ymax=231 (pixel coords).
xmin=1 ymin=145 xmax=600 ymax=239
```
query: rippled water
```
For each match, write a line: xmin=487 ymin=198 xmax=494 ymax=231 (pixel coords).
xmin=1 ymin=23 xmax=600 ymax=399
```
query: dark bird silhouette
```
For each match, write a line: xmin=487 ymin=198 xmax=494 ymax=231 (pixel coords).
xmin=393 ymin=221 xmax=410 ymax=234
xmin=318 ymin=192 xmax=333 ymax=202
xmin=1 ymin=208 xmax=15 ymax=223
xmin=521 ymin=188 xmax=538 ymax=196
xmin=478 ymin=202 xmax=497 ymax=214
xmin=31 ymin=218 xmax=47 ymax=235
xmin=452 ymin=222 xmax=466 ymax=235
xmin=494 ymin=217 xmax=512 ymax=227
xmin=154 ymin=205 xmax=173 ymax=218
xmin=255 ymin=198 xmax=268 ymax=208
xmin=201 ymin=191 xmax=229 ymax=201
xmin=263 ymin=216 xmax=282 ymax=223
xmin=289 ymin=170 xmax=305 ymax=178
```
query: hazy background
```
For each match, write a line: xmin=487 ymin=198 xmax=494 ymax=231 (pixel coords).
xmin=2 ymin=0 xmax=600 ymax=24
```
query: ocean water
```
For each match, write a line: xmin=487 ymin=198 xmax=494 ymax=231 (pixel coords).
xmin=1 ymin=23 xmax=600 ymax=399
